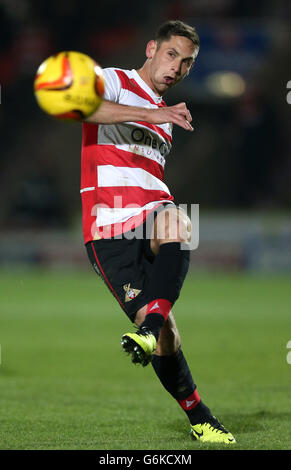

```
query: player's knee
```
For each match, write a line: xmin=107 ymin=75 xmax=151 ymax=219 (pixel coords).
xmin=154 ymin=207 xmax=191 ymax=247
xmin=176 ymin=209 xmax=192 ymax=244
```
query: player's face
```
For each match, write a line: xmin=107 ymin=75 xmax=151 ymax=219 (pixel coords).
xmin=147 ymin=35 xmax=197 ymax=95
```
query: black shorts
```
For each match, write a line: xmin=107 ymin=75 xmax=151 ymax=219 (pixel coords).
xmin=86 ymin=204 xmax=173 ymax=323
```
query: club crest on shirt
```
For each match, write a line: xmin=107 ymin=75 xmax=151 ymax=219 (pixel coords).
xmin=123 ymin=283 xmax=141 ymax=302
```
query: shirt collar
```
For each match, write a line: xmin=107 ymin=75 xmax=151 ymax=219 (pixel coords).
xmin=131 ymin=69 xmax=163 ymax=104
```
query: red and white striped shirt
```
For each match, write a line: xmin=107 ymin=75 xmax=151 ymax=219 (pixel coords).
xmin=80 ymin=67 xmax=174 ymax=243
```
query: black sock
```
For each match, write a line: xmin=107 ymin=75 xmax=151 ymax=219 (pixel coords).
xmin=139 ymin=313 xmax=165 ymax=340
xmin=186 ymin=400 xmax=212 ymax=425
xmin=139 ymin=242 xmax=190 ymax=339
xmin=147 ymin=242 xmax=190 ymax=304
xmin=151 ymin=349 xmax=212 ymax=425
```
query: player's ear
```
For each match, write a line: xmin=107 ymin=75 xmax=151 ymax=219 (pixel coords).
xmin=146 ymin=40 xmax=157 ymax=60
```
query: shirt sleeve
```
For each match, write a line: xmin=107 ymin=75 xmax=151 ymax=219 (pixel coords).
xmin=102 ymin=68 xmax=122 ymax=103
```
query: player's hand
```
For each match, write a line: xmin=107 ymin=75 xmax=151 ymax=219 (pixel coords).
xmin=147 ymin=102 xmax=194 ymax=131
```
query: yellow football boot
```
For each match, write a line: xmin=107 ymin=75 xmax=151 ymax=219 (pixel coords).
xmin=190 ymin=416 xmax=236 ymax=444
xmin=121 ymin=328 xmax=156 ymax=366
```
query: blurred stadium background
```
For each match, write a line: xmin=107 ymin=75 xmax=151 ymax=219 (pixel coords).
xmin=0 ymin=0 xmax=291 ymax=272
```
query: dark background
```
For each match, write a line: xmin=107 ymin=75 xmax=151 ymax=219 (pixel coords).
xmin=0 ymin=0 xmax=290 ymax=254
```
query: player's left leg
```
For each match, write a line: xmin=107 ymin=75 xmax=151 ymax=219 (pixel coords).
xmin=135 ymin=306 xmax=204 ymax=426
xmin=131 ymin=304 xmax=236 ymax=444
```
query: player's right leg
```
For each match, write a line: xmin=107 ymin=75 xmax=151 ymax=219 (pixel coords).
xmin=121 ymin=209 xmax=236 ymax=444
xmin=121 ymin=205 xmax=191 ymax=364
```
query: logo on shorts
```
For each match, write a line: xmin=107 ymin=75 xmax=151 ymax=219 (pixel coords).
xmin=123 ymin=283 xmax=141 ymax=302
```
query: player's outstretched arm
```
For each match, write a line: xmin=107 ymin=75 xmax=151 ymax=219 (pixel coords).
xmin=85 ymin=100 xmax=194 ymax=131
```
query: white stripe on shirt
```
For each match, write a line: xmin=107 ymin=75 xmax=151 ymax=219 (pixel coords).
xmin=97 ymin=165 xmax=171 ymax=193
xmin=95 ymin=200 xmax=173 ymax=227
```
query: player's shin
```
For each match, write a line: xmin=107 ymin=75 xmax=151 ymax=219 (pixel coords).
xmin=151 ymin=349 xmax=213 ymax=425
xmin=151 ymin=349 xmax=207 ymax=421
xmin=139 ymin=242 xmax=190 ymax=340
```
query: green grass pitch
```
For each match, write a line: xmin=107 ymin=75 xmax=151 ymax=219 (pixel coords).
xmin=0 ymin=268 xmax=290 ymax=450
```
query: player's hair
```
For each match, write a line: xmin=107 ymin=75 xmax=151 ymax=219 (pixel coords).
xmin=155 ymin=20 xmax=200 ymax=56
